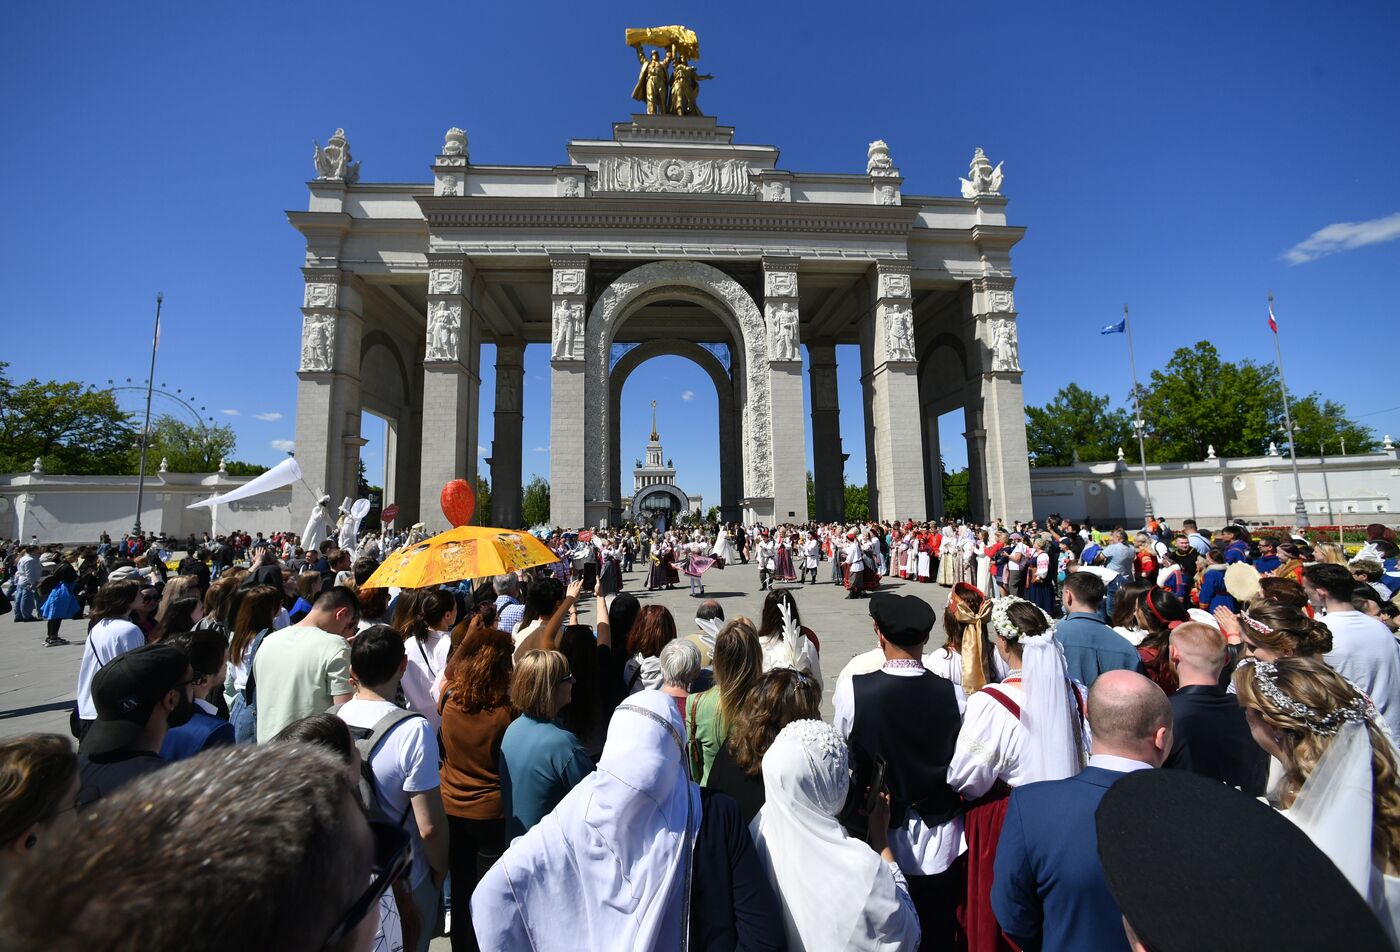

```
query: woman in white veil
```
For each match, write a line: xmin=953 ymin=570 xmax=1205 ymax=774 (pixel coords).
xmin=948 ymin=596 xmax=1089 ymax=952
xmin=471 ymin=689 xmax=785 ymax=951
xmin=750 ymin=719 xmax=921 ymax=951
xmin=1234 ymin=655 xmax=1400 ymax=944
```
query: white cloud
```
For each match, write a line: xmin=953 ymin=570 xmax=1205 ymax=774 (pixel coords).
xmin=681 ymin=390 xmax=695 ymax=401
xmin=270 ymin=439 xmax=295 ymax=452
xmin=220 ymin=409 xmax=240 ymax=417
xmin=532 ymin=446 xmax=548 ymax=453
xmin=477 ymin=444 xmax=487 ymax=456
xmin=253 ymin=411 xmax=283 ymax=422
xmin=1282 ymin=211 xmax=1400 ymax=265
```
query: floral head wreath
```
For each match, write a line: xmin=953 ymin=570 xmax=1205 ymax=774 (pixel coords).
xmin=1238 ymin=656 xmax=1375 ymax=737
xmin=989 ymin=596 xmax=1056 ymax=643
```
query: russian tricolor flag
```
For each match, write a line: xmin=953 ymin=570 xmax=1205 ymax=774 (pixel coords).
xmin=1268 ymin=303 xmax=1278 ymax=334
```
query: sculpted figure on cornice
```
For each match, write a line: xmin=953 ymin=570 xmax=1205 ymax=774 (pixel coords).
xmin=867 ymin=140 xmax=898 ymax=177
xmin=313 ymin=128 xmax=360 ymax=184
xmin=440 ymin=127 xmax=468 ymax=165
xmin=771 ymin=303 xmax=800 ymax=361
xmin=960 ymin=147 xmax=1004 ymax=198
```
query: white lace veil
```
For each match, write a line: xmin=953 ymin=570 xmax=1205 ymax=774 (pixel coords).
xmin=1289 ymin=719 xmax=1378 ymax=898
xmin=1020 ymin=632 xmax=1085 ymax=784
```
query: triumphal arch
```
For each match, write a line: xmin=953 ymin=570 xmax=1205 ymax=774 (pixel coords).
xmin=289 ymin=31 xmax=1032 ymax=530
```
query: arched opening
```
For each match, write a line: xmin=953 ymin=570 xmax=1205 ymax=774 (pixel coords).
xmin=359 ymin=331 xmax=417 ymax=524
xmin=584 ymin=261 xmax=770 ymax=526
xmin=918 ymin=331 xmax=973 ymax=520
xmin=610 ymin=344 xmax=736 ymax=524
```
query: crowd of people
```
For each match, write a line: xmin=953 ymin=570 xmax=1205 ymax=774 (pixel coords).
xmin=0 ymin=516 xmax=1399 ymax=950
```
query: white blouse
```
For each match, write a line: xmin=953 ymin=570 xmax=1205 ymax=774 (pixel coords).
xmin=948 ymin=676 xmax=1091 ymax=800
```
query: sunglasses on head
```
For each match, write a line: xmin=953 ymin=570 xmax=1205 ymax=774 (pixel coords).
xmin=320 ymin=820 xmax=410 ymax=948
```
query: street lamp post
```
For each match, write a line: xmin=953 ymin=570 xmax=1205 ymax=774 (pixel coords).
xmin=1268 ymin=294 xmax=1309 ymax=529
xmin=133 ymin=293 xmax=163 ymax=538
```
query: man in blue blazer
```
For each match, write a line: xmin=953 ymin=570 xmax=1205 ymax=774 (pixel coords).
xmin=991 ymin=670 xmax=1173 ymax=952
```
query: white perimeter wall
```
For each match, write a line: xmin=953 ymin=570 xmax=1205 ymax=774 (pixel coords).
xmin=1031 ymin=447 xmax=1400 ymax=527
xmin=0 ymin=472 xmax=293 ymax=544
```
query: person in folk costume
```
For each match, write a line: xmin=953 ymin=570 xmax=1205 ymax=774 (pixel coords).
xmin=1024 ymin=535 xmax=1058 ymax=618
xmin=973 ymin=529 xmax=994 ymax=595
xmin=937 ymin=526 xmax=959 ymax=587
xmin=842 ymin=531 xmax=867 ymax=599
xmin=711 ymin=526 xmax=738 ymax=566
xmin=663 ymin=535 xmax=681 ymax=587
xmin=645 ymin=537 xmax=669 ymax=591
xmin=773 ymin=532 xmax=798 ymax=583
xmin=597 ymin=535 xmax=622 ymax=596
xmin=801 ymin=532 xmax=822 ymax=585
xmin=832 ymin=530 xmax=847 ymax=586
xmin=756 ymin=531 xmax=778 ymax=591
xmin=949 ymin=597 xmax=1090 ymax=952
xmin=918 ymin=530 xmax=934 ymax=584
xmin=1157 ymin=547 xmax=1189 ymax=600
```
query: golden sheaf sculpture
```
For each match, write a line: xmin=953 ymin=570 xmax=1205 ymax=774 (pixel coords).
xmin=625 ymin=26 xmax=699 ymax=60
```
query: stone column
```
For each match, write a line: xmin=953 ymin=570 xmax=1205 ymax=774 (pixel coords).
xmin=764 ymin=258 xmax=809 ymax=523
xmin=292 ymin=271 xmax=364 ymax=521
xmin=808 ymin=339 xmax=845 ymax=521
xmin=970 ymin=276 xmax=1033 ymax=523
xmin=491 ymin=338 xmax=525 ymax=527
xmin=867 ymin=262 xmax=927 ymax=521
xmin=417 ymin=255 xmax=480 ymax=532
xmin=549 ymin=256 xmax=588 ymax=527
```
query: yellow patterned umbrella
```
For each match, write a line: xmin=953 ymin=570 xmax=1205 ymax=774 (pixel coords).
xmin=361 ymin=525 xmax=560 ymax=590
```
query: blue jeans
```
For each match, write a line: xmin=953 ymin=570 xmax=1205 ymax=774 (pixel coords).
xmin=230 ymin=692 xmax=257 ymax=743
xmin=13 ymin=585 xmax=38 ymax=621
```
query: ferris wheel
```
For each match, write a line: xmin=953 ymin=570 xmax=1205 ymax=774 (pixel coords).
xmin=106 ymin=378 xmax=217 ymax=436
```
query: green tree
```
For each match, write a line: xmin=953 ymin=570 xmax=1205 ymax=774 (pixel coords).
xmin=1025 ymin=384 xmax=1134 ymax=466
xmin=943 ymin=468 xmax=970 ymax=519
xmin=140 ymin=414 xmax=238 ymax=473
xmin=806 ymin=470 xmax=816 ymax=518
xmin=0 ymin=363 xmax=136 ymax=474
xmin=844 ymin=483 xmax=869 ymax=521
xmin=705 ymin=505 xmax=720 ymax=523
xmin=1286 ymin=394 xmax=1376 ymax=456
xmin=521 ymin=475 xmax=551 ymax=526
xmin=1138 ymin=342 xmax=1278 ymax=462
xmin=474 ymin=475 xmax=493 ymax=526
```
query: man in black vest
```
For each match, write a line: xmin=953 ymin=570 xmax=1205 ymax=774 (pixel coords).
xmin=833 ymin=591 xmax=964 ymax=948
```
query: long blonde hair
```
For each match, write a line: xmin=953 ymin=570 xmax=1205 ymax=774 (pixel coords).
xmin=711 ymin=617 xmax=762 ymax=733
xmin=1234 ymin=656 xmax=1400 ymax=874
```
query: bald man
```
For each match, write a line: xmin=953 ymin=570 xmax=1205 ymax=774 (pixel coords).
xmin=1164 ymin=622 xmax=1267 ymax=795
xmin=991 ymin=671 xmax=1172 ymax=952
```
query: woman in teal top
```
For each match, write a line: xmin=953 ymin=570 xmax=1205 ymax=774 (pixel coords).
xmin=500 ymin=649 xmax=595 ymax=840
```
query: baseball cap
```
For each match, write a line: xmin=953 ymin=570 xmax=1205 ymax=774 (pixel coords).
xmin=81 ymin=644 xmax=190 ymax=756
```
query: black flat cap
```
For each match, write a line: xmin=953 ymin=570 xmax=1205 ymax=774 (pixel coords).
xmin=1096 ymin=768 xmax=1392 ymax=952
xmin=869 ymin=592 xmax=935 ymax=647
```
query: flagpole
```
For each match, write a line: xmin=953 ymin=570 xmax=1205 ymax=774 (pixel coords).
xmin=1268 ymin=293 xmax=1310 ymax=529
xmin=1123 ymin=304 xmax=1153 ymax=522
xmin=133 ymin=292 xmax=163 ymax=538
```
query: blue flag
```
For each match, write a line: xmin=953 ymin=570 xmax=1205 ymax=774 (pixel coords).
xmin=1100 ymin=318 xmax=1126 ymax=335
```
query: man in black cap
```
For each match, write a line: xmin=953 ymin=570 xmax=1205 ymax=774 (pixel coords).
xmin=833 ymin=591 xmax=964 ymax=946
xmin=77 ymin=643 xmax=197 ymax=807
xmin=1096 ymin=768 xmax=1392 ymax=951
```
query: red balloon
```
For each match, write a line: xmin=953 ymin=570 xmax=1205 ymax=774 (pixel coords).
xmin=440 ymin=479 xmax=476 ymax=527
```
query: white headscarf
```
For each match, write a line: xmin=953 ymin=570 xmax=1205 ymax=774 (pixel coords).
xmin=471 ymin=690 xmax=701 ymax=951
xmin=750 ymin=720 xmax=920 ymax=951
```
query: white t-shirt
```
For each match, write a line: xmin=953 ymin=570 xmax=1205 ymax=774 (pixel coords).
xmin=336 ymin=697 xmax=439 ymax=887
xmin=75 ymin=619 xmax=145 ymax=720
xmin=401 ymin=630 xmax=450 ymax=732
xmin=1322 ymin=610 xmax=1400 ymax=740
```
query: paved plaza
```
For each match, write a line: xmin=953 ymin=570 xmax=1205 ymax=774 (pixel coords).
xmin=0 ymin=560 xmax=951 ymax=740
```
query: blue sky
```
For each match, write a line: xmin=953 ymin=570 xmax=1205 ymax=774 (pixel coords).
xmin=3 ymin=1 xmax=1398 ymax=508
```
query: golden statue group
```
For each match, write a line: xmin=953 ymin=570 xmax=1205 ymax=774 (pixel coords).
xmin=627 ymin=25 xmax=713 ymax=117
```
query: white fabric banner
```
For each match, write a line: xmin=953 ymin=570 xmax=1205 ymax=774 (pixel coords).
xmin=186 ymin=457 xmax=303 ymax=510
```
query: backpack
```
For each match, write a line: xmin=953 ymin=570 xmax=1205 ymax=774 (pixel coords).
xmin=328 ymin=703 xmax=423 ymax=826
